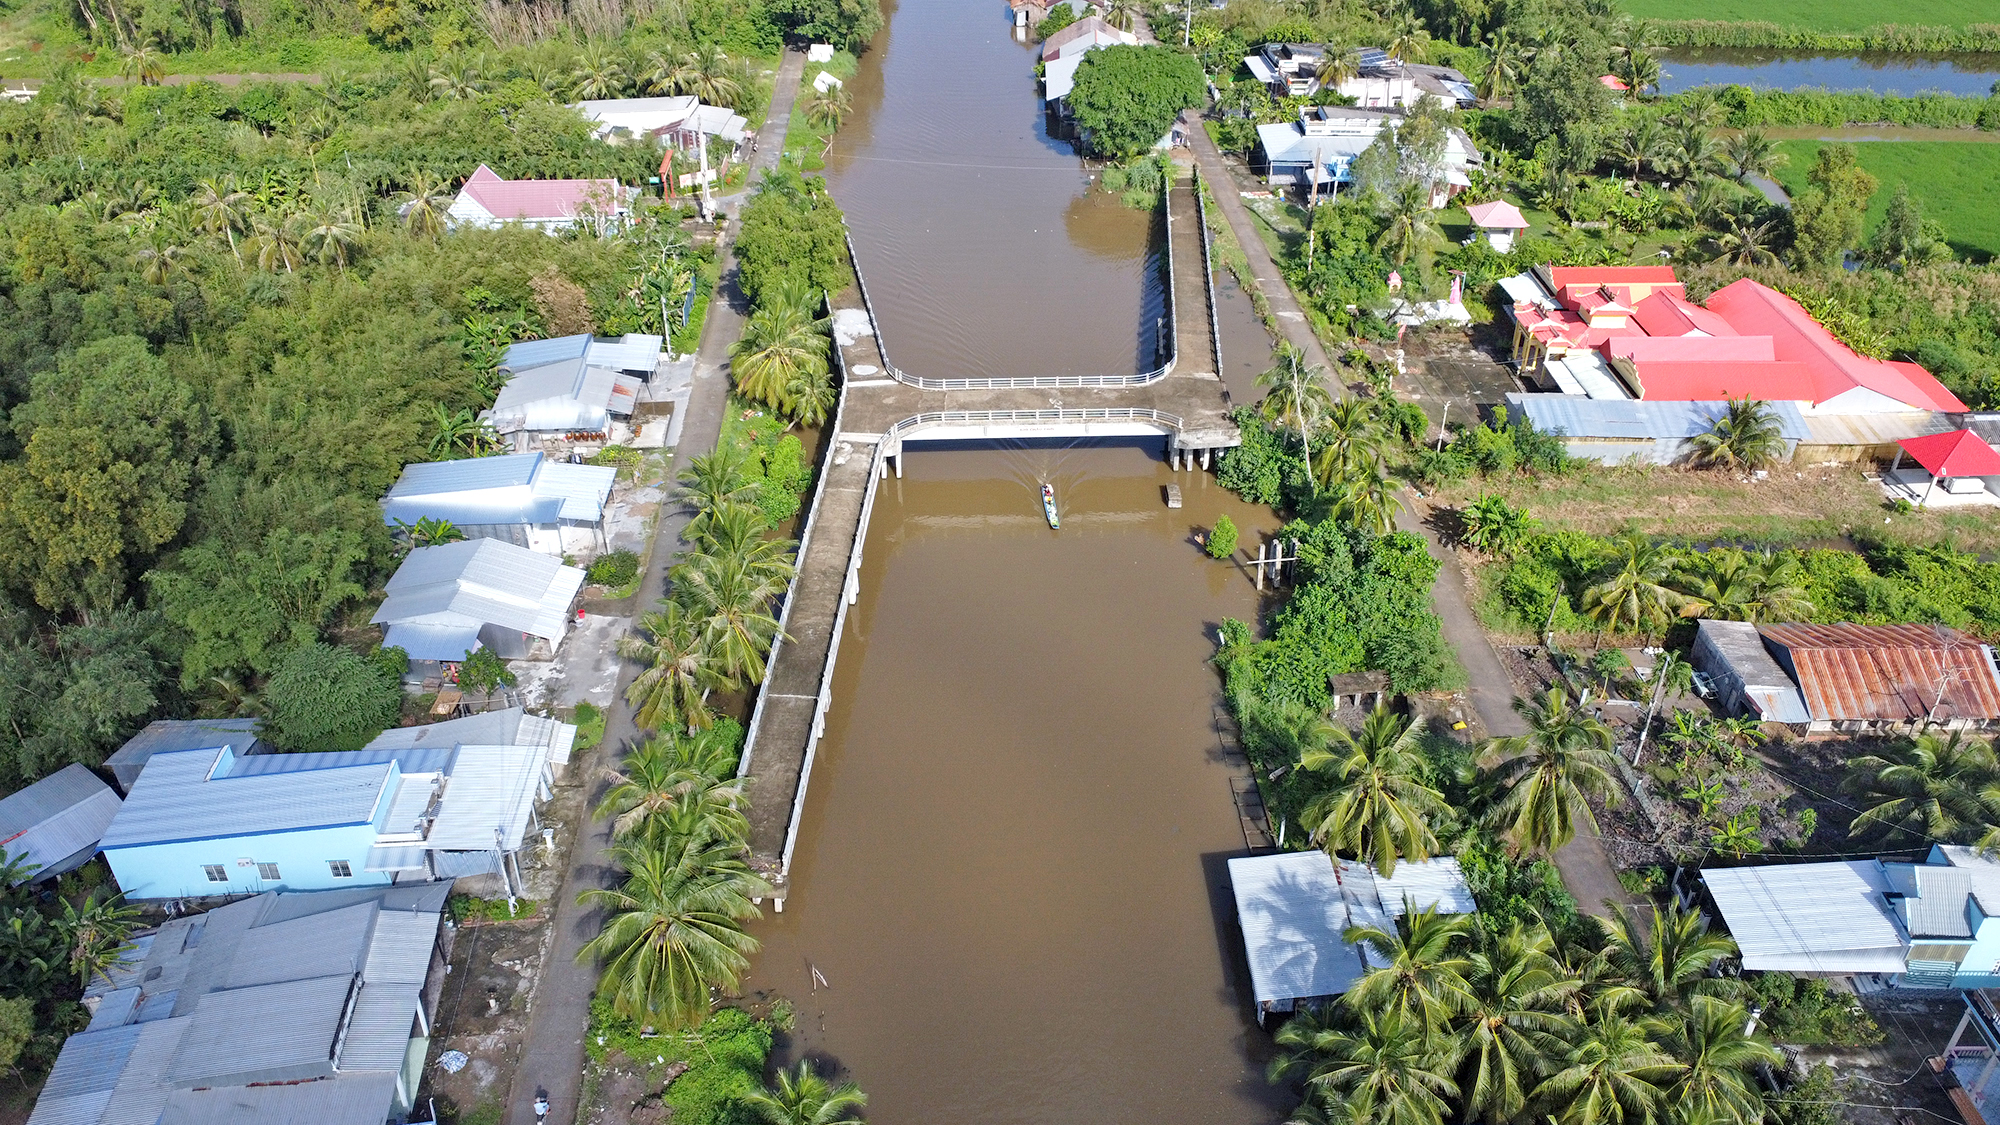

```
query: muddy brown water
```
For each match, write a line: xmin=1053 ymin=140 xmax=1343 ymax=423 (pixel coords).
xmin=742 ymin=1 xmax=1287 ymax=1117
xmin=745 ymin=448 xmax=1287 ymax=1122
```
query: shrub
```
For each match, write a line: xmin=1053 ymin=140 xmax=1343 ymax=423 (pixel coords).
xmin=1748 ymin=973 xmax=1883 ymax=1046
xmin=264 ymin=642 xmax=403 ymax=753
xmin=573 ymin=701 xmax=605 ymax=751
xmin=587 ymin=550 xmax=641 ymax=589
xmin=1207 ymin=515 xmax=1239 ymax=559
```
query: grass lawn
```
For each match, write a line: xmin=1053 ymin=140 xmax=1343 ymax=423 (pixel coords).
xmin=1617 ymin=0 xmax=1994 ymax=32
xmin=1772 ymin=140 xmax=2000 ymax=261
xmin=1424 ymin=461 xmax=2000 ymax=558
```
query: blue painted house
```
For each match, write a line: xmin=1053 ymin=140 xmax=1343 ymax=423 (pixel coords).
xmin=99 ymin=731 xmax=556 ymax=901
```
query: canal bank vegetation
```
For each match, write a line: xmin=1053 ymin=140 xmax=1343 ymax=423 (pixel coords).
xmin=1686 ymin=87 xmax=2000 ymax=131
xmin=1772 ymin=140 xmax=2000 ymax=260
xmin=1635 ymin=18 xmax=2000 ymax=53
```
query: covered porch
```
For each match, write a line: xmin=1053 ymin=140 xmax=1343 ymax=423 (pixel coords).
xmin=1884 ymin=429 xmax=2000 ymax=509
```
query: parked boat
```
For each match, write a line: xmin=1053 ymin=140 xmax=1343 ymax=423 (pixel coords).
xmin=1042 ymin=482 xmax=1060 ymax=529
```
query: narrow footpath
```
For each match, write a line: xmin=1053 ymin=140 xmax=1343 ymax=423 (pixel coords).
xmin=500 ymin=46 xmax=807 ymax=1125
xmin=1187 ymin=104 xmax=1638 ymax=920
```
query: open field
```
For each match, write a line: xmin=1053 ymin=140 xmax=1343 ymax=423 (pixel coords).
xmin=1617 ymin=0 xmax=1999 ymax=32
xmin=1773 ymin=140 xmax=2000 ymax=260
xmin=1422 ymin=461 xmax=2000 ymax=558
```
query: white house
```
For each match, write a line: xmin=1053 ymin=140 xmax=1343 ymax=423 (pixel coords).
xmin=448 ymin=164 xmax=631 ymax=232
xmin=1256 ymin=105 xmax=1481 ymax=205
xmin=1463 ymin=199 xmax=1528 ymax=251
xmin=371 ymin=538 xmax=585 ymax=671
xmin=572 ymin=96 xmax=750 ymax=163
xmin=382 ymin=452 xmax=617 ymax=555
xmin=485 ymin=357 xmax=642 ymax=446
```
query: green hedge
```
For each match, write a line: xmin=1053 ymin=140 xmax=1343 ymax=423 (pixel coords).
xmin=1681 ymin=87 xmax=2000 ymax=130
xmin=1649 ymin=21 xmax=2000 ymax=53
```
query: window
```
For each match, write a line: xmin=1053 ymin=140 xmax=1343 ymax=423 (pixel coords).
xmin=328 ymin=860 xmax=354 ymax=879
xmin=203 ymin=865 xmax=228 ymax=883
xmin=256 ymin=862 xmax=281 ymax=881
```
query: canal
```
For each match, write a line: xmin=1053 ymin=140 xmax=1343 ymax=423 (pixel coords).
xmin=1659 ymin=48 xmax=2000 ymax=96
xmin=738 ymin=0 xmax=1284 ymax=1120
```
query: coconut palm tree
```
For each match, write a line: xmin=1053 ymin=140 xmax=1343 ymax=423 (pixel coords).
xmin=783 ymin=365 xmax=839 ymax=430
xmin=1343 ymin=907 xmax=1478 ymax=1029
xmin=675 ymin=444 xmax=762 ymax=520
xmin=0 ymin=847 xmax=41 ymax=888
xmin=1709 ymin=208 xmax=1782 ymax=267
xmin=191 ymin=176 xmax=251 ymax=260
xmin=1312 ymin=398 xmax=1385 ymax=490
xmin=248 ymin=212 xmax=305 ymax=273
xmin=1674 ymin=549 xmax=1812 ymax=624
xmin=1333 ymin=467 xmax=1406 ymax=535
xmin=1456 ymin=922 xmax=1576 ymax=1125
xmin=1321 ymin=46 xmax=1365 ymax=94
xmin=1618 ymin=50 xmax=1661 ymax=99
xmin=1845 ymin=729 xmax=2000 ymax=845
xmin=293 ymin=200 xmax=362 ymax=268
xmin=1387 ymin=17 xmax=1431 ymax=64
xmin=1485 ymin=686 xmax=1621 ymax=856
xmin=1685 ymin=397 xmax=1785 ymax=471
xmin=570 ymin=42 xmax=632 ymax=100
xmin=675 ymin=44 xmax=742 ymax=107
xmin=1275 ymin=1008 xmax=1459 ymax=1125
xmin=695 ymin=502 xmax=797 ymax=584
xmin=1601 ymin=900 xmax=1740 ymax=1013
xmin=1581 ymin=532 xmax=1684 ymax=634
xmin=133 ymin=229 xmax=190 ymax=285
xmin=620 ymin=603 xmax=725 ymax=733
xmin=398 ymin=169 xmax=454 ymax=240
xmin=1614 ymin=119 xmax=1661 ymax=181
xmin=743 ymin=1061 xmax=868 ymax=1125
xmin=595 ymin=734 xmax=747 ymax=842
xmin=1724 ymin=129 xmax=1787 ymax=184
xmin=119 ymin=43 xmax=165 ymax=85
xmin=1531 ymin=1011 xmax=1683 ymax=1125
xmin=1477 ymin=31 xmax=1524 ymax=105
xmin=575 ymin=837 xmax=769 ymax=1028
xmin=730 ymin=302 xmax=830 ymax=413
xmin=673 ymin=551 xmax=788 ymax=687
xmin=1671 ymin=996 xmax=1782 ymax=1125
xmin=1257 ymin=343 xmax=1334 ymax=489
xmin=1377 ymin=183 xmax=1445 ymax=265
xmin=1298 ymin=703 xmax=1448 ymax=876
xmin=428 ymin=56 xmax=485 ymax=101
xmin=804 ymin=82 xmax=853 ymax=131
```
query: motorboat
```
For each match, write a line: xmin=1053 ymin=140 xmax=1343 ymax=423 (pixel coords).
xmin=1042 ymin=482 xmax=1060 ymax=530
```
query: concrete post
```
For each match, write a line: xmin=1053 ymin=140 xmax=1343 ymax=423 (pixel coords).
xmin=893 ymin=450 xmax=903 ymax=478
xmin=1202 ymin=447 xmax=1212 ymax=470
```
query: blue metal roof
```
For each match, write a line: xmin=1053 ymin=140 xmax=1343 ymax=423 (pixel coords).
xmin=386 ymin=452 xmax=542 ymax=497
xmin=222 ymin=746 xmax=457 ymax=778
xmin=499 ymin=333 xmax=591 ymax=372
xmin=1507 ymin=394 xmax=1813 ymax=441
xmin=99 ymin=747 xmax=391 ymax=849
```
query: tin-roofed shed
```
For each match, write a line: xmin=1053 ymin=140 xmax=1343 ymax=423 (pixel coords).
xmin=0 ymin=764 xmax=121 ymax=884
xmin=1759 ymin=623 xmax=2000 ymax=733
xmin=1691 ymin=619 xmax=1811 ymax=726
xmin=1228 ymin=852 xmax=1375 ymax=1023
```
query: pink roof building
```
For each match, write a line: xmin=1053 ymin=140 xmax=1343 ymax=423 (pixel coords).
xmin=448 ymin=165 xmax=632 ymax=232
xmin=1463 ymin=199 xmax=1528 ymax=251
xmin=1504 ymin=268 xmax=1967 ymax=414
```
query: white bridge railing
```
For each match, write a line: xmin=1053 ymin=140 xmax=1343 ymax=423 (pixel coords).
xmin=887 ymin=407 xmax=1187 ymax=436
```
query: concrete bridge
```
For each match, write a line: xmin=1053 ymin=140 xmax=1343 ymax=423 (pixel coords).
xmin=738 ymin=163 xmax=1240 ymax=903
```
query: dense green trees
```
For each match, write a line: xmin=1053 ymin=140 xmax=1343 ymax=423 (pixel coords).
xmin=1066 ymin=45 xmax=1205 ymax=158
xmin=735 ymin=170 xmax=851 ymax=309
xmin=1788 ymin=144 xmax=1880 ymax=271
xmin=261 ymin=641 xmax=405 ymax=752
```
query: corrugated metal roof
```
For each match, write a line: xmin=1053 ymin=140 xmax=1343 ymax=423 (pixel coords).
xmin=337 ymin=983 xmax=423 ymax=1071
xmin=587 ymin=334 xmax=662 ymax=373
xmin=1798 ymin=411 xmax=1947 ymax=449
xmin=158 ymin=1072 xmax=399 ymax=1125
xmin=1883 ymin=863 xmax=1974 ymax=938
xmin=499 ymin=333 xmax=591 ymax=372
xmin=366 ymin=710 xmax=525 ymax=751
xmin=224 ymin=902 xmax=374 ymax=990
xmin=1228 ymin=852 xmax=1371 ymax=1005
xmin=386 ymin=453 xmax=541 ymax=497
xmin=29 ymin=1016 xmax=196 ymax=1125
xmin=1694 ymin=619 xmax=1812 ymax=724
xmin=1367 ymin=857 xmax=1477 ymax=916
xmin=0 ymin=764 xmax=121 ymax=881
xmin=372 ymin=539 xmax=584 ymax=644
xmin=100 ymin=749 xmax=391 ymax=849
xmin=364 ymin=845 xmax=429 ymax=872
xmin=427 ymin=744 xmax=549 ymax=851
xmin=1930 ymin=845 xmax=2000 ymax=915
xmin=536 ymin=462 xmax=617 ymax=521
xmin=431 ymin=849 xmax=501 ymax=877
xmin=488 ymin=361 xmax=619 ymax=433
xmin=168 ymin=975 xmax=349 ymax=1086
xmin=1760 ymin=623 xmax=2000 ymax=723
xmin=221 ymin=747 xmax=454 ymax=779
xmin=106 ymin=721 xmax=263 ymax=793
xmin=87 ymin=987 xmax=141 ymax=1031
xmin=520 ymin=713 xmax=578 ymax=767
xmin=382 ymin=623 xmax=486 ymax=661
xmin=1702 ymin=861 xmax=1908 ymax=973
xmin=1508 ymin=393 xmax=1812 ymax=441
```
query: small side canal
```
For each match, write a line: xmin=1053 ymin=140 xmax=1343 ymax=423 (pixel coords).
xmin=1660 ymin=48 xmax=2000 ymax=96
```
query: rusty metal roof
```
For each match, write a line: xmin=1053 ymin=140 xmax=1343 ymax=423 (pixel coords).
xmin=1759 ymin=623 xmax=2000 ymax=723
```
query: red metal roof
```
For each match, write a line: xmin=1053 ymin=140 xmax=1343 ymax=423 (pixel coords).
xmin=1705 ymin=278 xmax=1968 ymax=412
xmin=1605 ymin=335 xmax=1773 ymax=363
xmin=1898 ymin=429 xmax=2000 ymax=479
xmin=1626 ymin=360 xmax=1817 ymax=402
xmin=1759 ymin=623 xmax=2000 ymax=724
xmin=1630 ymin=290 xmax=1739 ymax=338
xmin=1549 ymin=266 xmax=1678 ymax=286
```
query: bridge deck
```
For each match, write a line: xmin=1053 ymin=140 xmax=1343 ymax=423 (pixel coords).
xmin=740 ymin=163 xmax=1240 ymax=902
